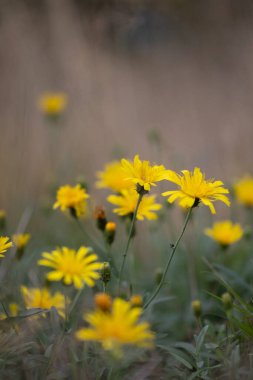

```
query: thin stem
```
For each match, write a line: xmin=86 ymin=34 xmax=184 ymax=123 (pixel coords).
xmin=118 ymin=193 xmax=143 ymax=291
xmin=68 ymin=286 xmax=85 ymax=318
xmin=144 ymin=207 xmax=193 ymax=309
xmin=75 ymin=219 xmax=107 ymax=257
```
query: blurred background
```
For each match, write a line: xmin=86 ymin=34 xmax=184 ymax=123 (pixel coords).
xmin=1 ymin=0 xmax=253 ymax=225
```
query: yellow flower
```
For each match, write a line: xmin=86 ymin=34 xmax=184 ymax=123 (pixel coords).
xmin=121 ymin=154 xmax=170 ymax=191
xmin=39 ymin=93 xmax=67 ymax=116
xmin=0 ymin=303 xmax=19 ymax=320
xmin=12 ymin=233 xmax=31 ymax=250
xmin=53 ymin=184 xmax=89 ymax=218
xmin=204 ymin=220 xmax=243 ymax=247
xmin=107 ymin=190 xmax=162 ymax=220
xmin=0 ymin=210 xmax=6 ymax=219
xmin=234 ymin=175 xmax=253 ymax=207
xmin=96 ymin=161 xmax=133 ymax=192
xmin=162 ymin=167 xmax=230 ymax=214
xmin=0 ymin=236 xmax=12 ymax=257
xmin=38 ymin=246 xmax=102 ymax=289
xmin=21 ymin=286 xmax=65 ymax=317
xmin=76 ymin=297 xmax=154 ymax=356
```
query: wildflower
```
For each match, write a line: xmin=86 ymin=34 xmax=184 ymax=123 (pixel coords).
xmin=204 ymin=220 xmax=243 ymax=248
xmin=95 ymin=293 xmax=112 ymax=311
xmin=96 ymin=161 xmax=133 ymax=192
xmin=39 ymin=92 xmax=67 ymax=117
xmin=76 ymin=297 xmax=154 ymax=356
xmin=121 ymin=155 xmax=169 ymax=192
xmin=38 ymin=246 xmax=102 ymax=289
xmin=0 ymin=303 xmax=19 ymax=320
xmin=191 ymin=299 xmax=202 ymax=318
xmin=234 ymin=175 xmax=253 ymax=207
xmin=107 ymin=190 xmax=162 ymax=220
xmin=12 ymin=233 xmax=31 ymax=251
xmin=162 ymin=167 xmax=230 ymax=214
xmin=0 ymin=236 xmax=12 ymax=257
xmin=105 ymin=222 xmax=116 ymax=244
xmin=21 ymin=286 xmax=65 ymax=317
xmin=53 ymin=184 xmax=89 ymax=218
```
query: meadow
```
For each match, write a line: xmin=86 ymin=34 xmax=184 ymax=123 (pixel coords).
xmin=1 ymin=98 xmax=253 ymax=378
xmin=1 ymin=2 xmax=253 ymax=379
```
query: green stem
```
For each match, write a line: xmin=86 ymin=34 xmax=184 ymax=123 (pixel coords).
xmin=68 ymin=286 xmax=85 ymax=318
xmin=75 ymin=219 xmax=107 ymax=257
xmin=144 ymin=207 xmax=193 ymax=309
xmin=118 ymin=193 xmax=143 ymax=291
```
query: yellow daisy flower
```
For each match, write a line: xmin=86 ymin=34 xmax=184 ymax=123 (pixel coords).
xmin=107 ymin=190 xmax=162 ymax=220
xmin=39 ymin=93 xmax=67 ymax=117
xmin=96 ymin=161 xmax=133 ymax=192
xmin=234 ymin=175 xmax=253 ymax=207
xmin=53 ymin=184 xmax=89 ymax=218
xmin=21 ymin=286 xmax=65 ymax=317
xmin=12 ymin=233 xmax=31 ymax=250
xmin=38 ymin=246 xmax=102 ymax=289
xmin=76 ymin=297 xmax=154 ymax=356
xmin=0 ymin=236 xmax=13 ymax=257
xmin=162 ymin=167 xmax=230 ymax=214
xmin=121 ymin=154 xmax=170 ymax=192
xmin=204 ymin=220 xmax=244 ymax=247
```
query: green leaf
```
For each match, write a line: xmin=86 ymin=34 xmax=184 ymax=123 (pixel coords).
xmin=158 ymin=345 xmax=195 ymax=370
xmin=194 ymin=325 xmax=209 ymax=354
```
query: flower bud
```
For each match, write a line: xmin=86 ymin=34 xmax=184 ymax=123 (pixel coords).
xmin=191 ymin=299 xmax=202 ymax=318
xmin=105 ymin=222 xmax=116 ymax=245
xmin=100 ymin=262 xmax=111 ymax=285
xmin=221 ymin=292 xmax=233 ymax=311
xmin=130 ymin=295 xmax=143 ymax=307
xmin=154 ymin=267 xmax=163 ymax=285
xmin=94 ymin=206 xmax=107 ymax=231
xmin=0 ymin=210 xmax=6 ymax=230
xmin=95 ymin=293 xmax=112 ymax=312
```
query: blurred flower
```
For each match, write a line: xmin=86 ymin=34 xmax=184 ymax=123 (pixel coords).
xmin=204 ymin=220 xmax=243 ymax=248
xmin=38 ymin=246 xmax=102 ymax=289
xmin=39 ymin=93 xmax=67 ymax=117
xmin=107 ymin=190 xmax=162 ymax=220
xmin=94 ymin=293 xmax=112 ymax=312
xmin=121 ymin=154 xmax=169 ymax=192
xmin=221 ymin=292 xmax=233 ymax=311
xmin=12 ymin=233 xmax=31 ymax=251
xmin=76 ymin=297 xmax=154 ymax=356
xmin=234 ymin=175 xmax=253 ymax=207
xmin=162 ymin=167 xmax=230 ymax=214
xmin=96 ymin=161 xmax=133 ymax=192
xmin=0 ymin=303 xmax=19 ymax=320
xmin=53 ymin=184 xmax=89 ymax=218
xmin=21 ymin=286 xmax=65 ymax=317
xmin=0 ymin=236 xmax=12 ymax=257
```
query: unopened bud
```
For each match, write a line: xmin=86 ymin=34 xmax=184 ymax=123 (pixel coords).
xmin=0 ymin=210 xmax=6 ymax=230
xmin=94 ymin=206 xmax=107 ymax=231
xmin=130 ymin=294 xmax=143 ymax=307
xmin=105 ymin=222 xmax=116 ymax=245
xmin=100 ymin=262 xmax=111 ymax=284
xmin=191 ymin=299 xmax=202 ymax=318
xmin=154 ymin=268 xmax=163 ymax=285
xmin=95 ymin=293 xmax=112 ymax=312
xmin=221 ymin=292 xmax=233 ymax=311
